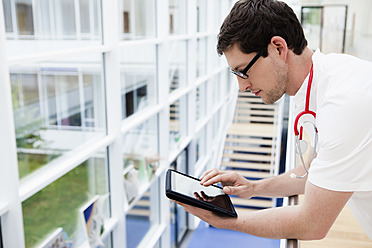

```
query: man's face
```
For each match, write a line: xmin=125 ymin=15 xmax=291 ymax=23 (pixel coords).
xmin=224 ymin=43 xmax=289 ymax=104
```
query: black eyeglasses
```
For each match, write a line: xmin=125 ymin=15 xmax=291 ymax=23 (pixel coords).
xmin=230 ymin=52 xmax=263 ymax=79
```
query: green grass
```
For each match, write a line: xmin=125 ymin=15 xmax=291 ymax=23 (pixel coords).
xmin=21 ymin=156 xmax=108 ymax=248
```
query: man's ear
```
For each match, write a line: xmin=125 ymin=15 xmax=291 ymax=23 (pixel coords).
xmin=269 ymin=36 xmax=288 ymax=59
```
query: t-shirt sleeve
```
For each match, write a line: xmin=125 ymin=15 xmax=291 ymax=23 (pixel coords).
xmin=308 ymin=90 xmax=372 ymax=191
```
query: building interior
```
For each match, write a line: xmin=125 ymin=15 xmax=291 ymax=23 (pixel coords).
xmin=0 ymin=0 xmax=372 ymax=247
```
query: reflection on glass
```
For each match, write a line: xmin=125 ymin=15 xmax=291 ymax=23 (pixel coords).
xmin=10 ymin=54 xmax=106 ymax=179
xmin=5 ymin=0 xmax=102 ymax=56
xmin=121 ymin=0 xmax=156 ymax=40
xmin=126 ymin=188 xmax=159 ymax=248
xmin=195 ymin=83 xmax=206 ymax=122
xmin=120 ymin=44 xmax=157 ymax=119
xmin=169 ymin=150 xmax=188 ymax=247
xmin=22 ymin=151 xmax=109 ymax=248
xmin=302 ymin=7 xmax=322 ymax=51
xmin=169 ymin=97 xmax=187 ymax=153
xmin=3 ymin=0 xmax=13 ymax=33
xmin=169 ymin=0 xmax=187 ymax=35
xmin=195 ymin=128 xmax=205 ymax=165
xmin=196 ymin=38 xmax=207 ymax=78
xmin=122 ymin=116 xmax=159 ymax=202
xmin=197 ymin=0 xmax=207 ymax=33
xmin=212 ymin=75 xmax=221 ymax=105
xmin=169 ymin=41 xmax=187 ymax=93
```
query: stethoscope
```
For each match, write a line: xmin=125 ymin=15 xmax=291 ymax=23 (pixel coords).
xmin=290 ymin=65 xmax=319 ymax=179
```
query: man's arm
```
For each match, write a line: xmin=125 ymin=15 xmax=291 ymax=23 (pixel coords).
xmin=177 ymin=181 xmax=352 ymax=240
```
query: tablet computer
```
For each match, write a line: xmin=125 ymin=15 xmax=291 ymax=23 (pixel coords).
xmin=165 ymin=169 xmax=237 ymax=217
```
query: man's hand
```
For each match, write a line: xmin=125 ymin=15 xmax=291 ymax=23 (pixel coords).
xmin=200 ymin=168 xmax=255 ymax=199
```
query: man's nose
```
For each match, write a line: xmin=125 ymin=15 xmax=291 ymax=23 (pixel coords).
xmin=237 ymin=77 xmax=251 ymax=92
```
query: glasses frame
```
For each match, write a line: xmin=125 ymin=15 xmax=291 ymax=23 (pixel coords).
xmin=230 ymin=51 xmax=263 ymax=79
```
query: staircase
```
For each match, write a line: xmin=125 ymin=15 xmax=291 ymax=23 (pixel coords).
xmin=221 ymin=92 xmax=282 ymax=213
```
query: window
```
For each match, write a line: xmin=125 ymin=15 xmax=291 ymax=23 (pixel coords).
xmin=169 ymin=0 xmax=187 ymax=35
xmin=196 ymin=0 xmax=207 ymax=33
xmin=4 ymin=0 xmax=102 ymax=42
xmin=169 ymin=149 xmax=188 ymax=248
xmin=169 ymin=41 xmax=187 ymax=93
xmin=120 ymin=44 xmax=157 ymax=119
xmin=195 ymin=83 xmax=206 ymax=122
xmin=22 ymin=149 xmax=109 ymax=248
xmin=196 ymin=38 xmax=207 ymax=78
xmin=121 ymin=0 xmax=156 ymax=40
xmin=169 ymin=96 xmax=187 ymax=153
xmin=3 ymin=0 xmax=13 ymax=33
xmin=10 ymin=54 xmax=106 ymax=180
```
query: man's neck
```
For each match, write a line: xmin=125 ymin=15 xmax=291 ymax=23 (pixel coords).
xmin=286 ymin=47 xmax=314 ymax=96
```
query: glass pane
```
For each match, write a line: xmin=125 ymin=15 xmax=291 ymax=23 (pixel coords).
xmin=122 ymin=115 xmax=159 ymax=192
xmin=3 ymin=0 xmax=13 ymax=32
xmin=195 ymin=128 xmax=205 ymax=165
xmin=169 ymin=150 xmax=188 ymax=247
xmin=196 ymin=0 xmax=207 ymax=33
xmin=10 ymin=54 xmax=106 ymax=180
xmin=212 ymin=75 xmax=221 ymax=105
xmin=213 ymin=110 xmax=221 ymax=140
xmin=169 ymin=97 xmax=187 ymax=153
xmin=169 ymin=41 xmax=187 ymax=93
xmin=120 ymin=44 xmax=157 ymax=119
xmin=16 ymin=0 xmax=34 ymax=35
xmin=196 ymin=38 xmax=207 ymax=78
xmin=169 ymin=0 xmax=187 ymax=35
xmin=22 ymin=150 xmax=109 ymax=248
xmin=5 ymin=0 xmax=102 ymax=56
xmin=195 ymin=82 xmax=206 ymax=122
xmin=121 ymin=0 xmax=156 ymax=40
xmin=126 ymin=186 xmax=159 ymax=248
xmin=302 ymin=7 xmax=322 ymax=51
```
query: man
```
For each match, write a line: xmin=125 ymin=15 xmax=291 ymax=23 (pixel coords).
xmin=174 ymin=0 xmax=372 ymax=240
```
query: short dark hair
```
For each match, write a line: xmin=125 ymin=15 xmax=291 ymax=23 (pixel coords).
xmin=217 ymin=0 xmax=307 ymax=57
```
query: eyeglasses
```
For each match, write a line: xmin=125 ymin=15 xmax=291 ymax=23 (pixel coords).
xmin=230 ymin=52 xmax=263 ymax=79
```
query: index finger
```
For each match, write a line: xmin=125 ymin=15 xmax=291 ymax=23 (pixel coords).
xmin=200 ymin=169 xmax=228 ymax=186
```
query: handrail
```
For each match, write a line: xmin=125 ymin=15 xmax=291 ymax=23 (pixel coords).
xmin=280 ymin=195 xmax=300 ymax=248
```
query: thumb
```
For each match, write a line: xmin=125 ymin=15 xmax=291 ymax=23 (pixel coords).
xmin=223 ymin=186 xmax=233 ymax=195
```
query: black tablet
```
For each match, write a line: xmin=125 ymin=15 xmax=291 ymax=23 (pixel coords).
xmin=165 ymin=169 xmax=237 ymax=217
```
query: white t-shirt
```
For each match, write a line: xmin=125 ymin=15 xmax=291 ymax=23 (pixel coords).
xmin=293 ymin=49 xmax=372 ymax=240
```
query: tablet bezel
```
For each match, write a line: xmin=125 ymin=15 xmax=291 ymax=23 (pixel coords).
xmin=165 ymin=169 xmax=237 ymax=217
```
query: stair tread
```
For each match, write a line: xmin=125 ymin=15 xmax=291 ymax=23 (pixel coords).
xmin=221 ymin=161 xmax=270 ymax=170
xmin=224 ymin=145 xmax=272 ymax=153
xmin=225 ymin=137 xmax=273 ymax=145
xmin=231 ymin=198 xmax=273 ymax=208
xmin=223 ymin=153 xmax=272 ymax=162
xmin=225 ymin=169 xmax=270 ymax=178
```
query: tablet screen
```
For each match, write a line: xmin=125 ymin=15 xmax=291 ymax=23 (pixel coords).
xmin=171 ymin=170 xmax=233 ymax=211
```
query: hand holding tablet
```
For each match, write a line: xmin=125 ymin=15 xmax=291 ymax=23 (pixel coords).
xmin=165 ymin=169 xmax=237 ymax=217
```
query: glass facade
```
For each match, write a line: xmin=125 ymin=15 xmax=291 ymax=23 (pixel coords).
xmin=0 ymin=0 xmax=235 ymax=247
xmin=22 ymin=150 xmax=109 ymax=247
xmin=10 ymin=54 xmax=106 ymax=180
xmin=120 ymin=44 xmax=157 ymax=118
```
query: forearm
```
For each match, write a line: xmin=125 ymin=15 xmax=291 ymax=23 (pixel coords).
xmin=227 ymin=205 xmax=321 ymax=240
xmin=252 ymin=165 xmax=308 ymax=198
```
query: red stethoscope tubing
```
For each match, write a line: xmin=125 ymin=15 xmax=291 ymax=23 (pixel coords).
xmin=293 ymin=64 xmax=317 ymax=139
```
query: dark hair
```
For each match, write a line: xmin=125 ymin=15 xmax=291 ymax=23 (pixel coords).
xmin=217 ymin=0 xmax=307 ymax=57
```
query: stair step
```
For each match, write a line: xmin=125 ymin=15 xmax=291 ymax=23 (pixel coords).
xmin=231 ymin=198 xmax=273 ymax=208
xmin=237 ymin=97 xmax=264 ymax=103
xmin=224 ymin=145 xmax=272 ymax=153
xmin=221 ymin=161 xmax=270 ymax=170
xmin=234 ymin=116 xmax=275 ymax=122
xmin=235 ymin=109 xmax=275 ymax=116
xmin=236 ymin=103 xmax=276 ymax=110
xmin=128 ymin=208 xmax=150 ymax=217
xmin=225 ymin=169 xmax=270 ymax=179
xmin=227 ymin=123 xmax=275 ymax=138
xmin=222 ymin=153 xmax=272 ymax=162
xmin=225 ymin=137 xmax=273 ymax=146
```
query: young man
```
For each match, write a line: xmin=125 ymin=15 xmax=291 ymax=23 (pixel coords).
xmin=174 ymin=0 xmax=372 ymax=241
